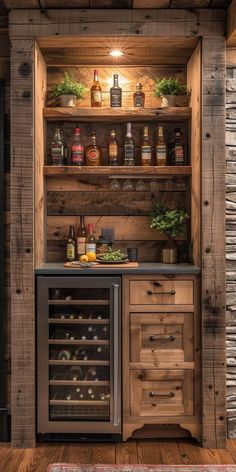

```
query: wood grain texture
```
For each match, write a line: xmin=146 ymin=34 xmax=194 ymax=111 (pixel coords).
xmin=201 ymin=37 xmax=226 ymax=448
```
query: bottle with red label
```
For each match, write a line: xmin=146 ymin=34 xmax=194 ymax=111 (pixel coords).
xmin=71 ymin=128 xmax=84 ymax=166
xmin=85 ymin=132 xmax=101 ymax=166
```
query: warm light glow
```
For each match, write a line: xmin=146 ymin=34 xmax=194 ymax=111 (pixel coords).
xmin=109 ymin=49 xmax=124 ymax=57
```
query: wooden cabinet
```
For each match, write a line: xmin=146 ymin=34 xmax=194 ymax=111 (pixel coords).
xmin=122 ymin=274 xmax=201 ymax=442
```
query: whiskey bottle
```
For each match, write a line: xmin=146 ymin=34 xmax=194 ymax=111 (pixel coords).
xmin=141 ymin=126 xmax=151 ymax=166
xmin=86 ymin=224 xmax=96 ymax=253
xmin=85 ymin=132 xmax=101 ymax=166
xmin=110 ymin=74 xmax=122 ymax=107
xmin=71 ymin=128 xmax=84 ymax=166
xmin=156 ymin=126 xmax=167 ymax=166
xmin=51 ymin=128 xmax=64 ymax=166
xmin=170 ymin=128 xmax=185 ymax=166
xmin=77 ymin=215 xmax=86 ymax=258
xmin=133 ymin=83 xmax=145 ymax=107
xmin=108 ymin=130 xmax=119 ymax=166
xmin=91 ymin=69 xmax=102 ymax=107
xmin=124 ymin=122 xmax=135 ymax=166
xmin=66 ymin=225 xmax=76 ymax=262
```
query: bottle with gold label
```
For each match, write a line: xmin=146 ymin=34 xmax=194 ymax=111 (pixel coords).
xmin=133 ymin=83 xmax=145 ymax=107
xmin=66 ymin=225 xmax=76 ymax=262
xmin=91 ymin=69 xmax=102 ymax=107
xmin=156 ymin=126 xmax=167 ymax=166
xmin=141 ymin=126 xmax=151 ymax=166
xmin=108 ymin=130 xmax=118 ymax=166
xmin=85 ymin=132 xmax=101 ymax=166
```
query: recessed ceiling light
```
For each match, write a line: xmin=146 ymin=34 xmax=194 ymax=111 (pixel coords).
xmin=109 ymin=49 xmax=124 ymax=57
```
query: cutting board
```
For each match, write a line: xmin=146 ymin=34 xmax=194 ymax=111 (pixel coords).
xmin=64 ymin=261 xmax=139 ymax=269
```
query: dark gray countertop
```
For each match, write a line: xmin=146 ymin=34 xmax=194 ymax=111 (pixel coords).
xmin=35 ymin=262 xmax=200 ymax=275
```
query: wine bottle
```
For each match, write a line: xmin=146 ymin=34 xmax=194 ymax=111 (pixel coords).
xmin=77 ymin=215 xmax=86 ymax=258
xmin=91 ymin=69 xmax=102 ymax=107
xmin=124 ymin=123 xmax=135 ymax=166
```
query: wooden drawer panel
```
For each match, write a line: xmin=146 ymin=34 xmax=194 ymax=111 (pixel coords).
xmin=130 ymin=312 xmax=193 ymax=364
xmin=129 ymin=280 xmax=193 ymax=306
xmin=130 ymin=369 xmax=194 ymax=417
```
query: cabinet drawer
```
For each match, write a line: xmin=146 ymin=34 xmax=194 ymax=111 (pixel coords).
xmin=129 ymin=280 xmax=193 ymax=305
xmin=130 ymin=312 xmax=193 ymax=364
xmin=130 ymin=369 xmax=194 ymax=417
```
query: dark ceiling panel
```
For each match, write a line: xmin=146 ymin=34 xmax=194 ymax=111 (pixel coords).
xmin=170 ymin=0 xmax=210 ymax=7
xmin=40 ymin=0 xmax=89 ymax=7
xmin=90 ymin=0 xmax=133 ymax=6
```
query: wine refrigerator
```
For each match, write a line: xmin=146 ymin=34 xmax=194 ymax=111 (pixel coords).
xmin=37 ymin=276 xmax=121 ymax=439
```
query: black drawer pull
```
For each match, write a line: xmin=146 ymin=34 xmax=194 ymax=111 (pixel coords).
xmin=149 ymin=335 xmax=175 ymax=342
xmin=147 ymin=290 xmax=176 ymax=296
xmin=149 ymin=391 xmax=175 ymax=398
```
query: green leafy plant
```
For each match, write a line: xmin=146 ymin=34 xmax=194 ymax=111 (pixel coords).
xmin=154 ymin=77 xmax=188 ymax=97
xmin=150 ymin=202 xmax=188 ymax=240
xmin=51 ymin=72 xmax=87 ymax=99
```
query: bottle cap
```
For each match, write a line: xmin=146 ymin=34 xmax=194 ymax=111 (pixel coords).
xmin=88 ymin=223 xmax=94 ymax=231
xmin=136 ymin=83 xmax=142 ymax=88
xmin=94 ymin=69 xmax=98 ymax=75
xmin=74 ymin=128 xmax=80 ymax=134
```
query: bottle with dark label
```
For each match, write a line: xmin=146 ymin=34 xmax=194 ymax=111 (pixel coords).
xmin=86 ymin=224 xmax=96 ymax=253
xmin=71 ymin=128 xmax=84 ymax=166
xmin=133 ymin=83 xmax=145 ymax=107
xmin=66 ymin=225 xmax=76 ymax=262
xmin=170 ymin=128 xmax=185 ymax=166
xmin=156 ymin=126 xmax=167 ymax=166
xmin=110 ymin=74 xmax=122 ymax=107
xmin=91 ymin=69 xmax=102 ymax=107
xmin=141 ymin=126 xmax=151 ymax=166
xmin=108 ymin=130 xmax=119 ymax=166
xmin=77 ymin=215 xmax=86 ymax=258
xmin=51 ymin=128 xmax=64 ymax=165
xmin=124 ymin=122 xmax=135 ymax=166
xmin=85 ymin=132 xmax=101 ymax=166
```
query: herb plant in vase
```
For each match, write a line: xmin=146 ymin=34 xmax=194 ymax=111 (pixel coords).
xmin=51 ymin=72 xmax=87 ymax=107
xmin=154 ymin=77 xmax=188 ymax=108
xmin=150 ymin=202 xmax=188 ymax=264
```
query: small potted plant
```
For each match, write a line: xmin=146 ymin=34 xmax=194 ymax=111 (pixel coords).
xmin=51 ymin=72 xmax=87 ymax=107
xmin=150 ymin=202 xmax=188 ymax=264
xmin=154 ymin=77 xmax=188 ymax=108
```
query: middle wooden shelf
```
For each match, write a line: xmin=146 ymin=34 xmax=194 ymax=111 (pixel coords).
xmin=43 ymin=165 xmax=192 ymax=176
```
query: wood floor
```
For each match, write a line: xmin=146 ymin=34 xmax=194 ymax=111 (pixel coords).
xmin=1 ymin=440 xmax=236 ymax=471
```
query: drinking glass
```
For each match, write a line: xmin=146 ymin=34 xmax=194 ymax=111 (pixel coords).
xmin=109 ymin=178 xmax=121 ymax=190
xmin=122 ymin=179 xmax=134 ymax=191
xmin=135 ymin=179 xmax=147 ymax=191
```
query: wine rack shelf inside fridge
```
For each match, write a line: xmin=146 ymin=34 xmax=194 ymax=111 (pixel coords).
xmin=37 ymin=276 xmax=121 ymax=436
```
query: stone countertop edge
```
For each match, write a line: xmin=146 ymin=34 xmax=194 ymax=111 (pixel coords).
xmin=35 ymin=262 xmax=201 ymax=275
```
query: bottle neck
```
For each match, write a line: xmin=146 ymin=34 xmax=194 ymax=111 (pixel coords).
xmin=54 ymin=130 xmax=62 ymax=142
xmin=126 ymin=123 xmax=132 ymax=137
xmin=94 ymin=70 xmax=99 ymax=82
xmin=90 ymin=134 xmax=96 ymax=145
xmin=69 ymin=226 xmax=75 ymax=239
xmin=113 ymin=75 xmax=119 ymax=87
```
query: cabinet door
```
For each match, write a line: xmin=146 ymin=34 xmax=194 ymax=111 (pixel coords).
xmin=130 ymin=312 xmax=193 ymax=364
xmin=129 ymin=280 xmax=193 ymax=305
xmin=130 ymin=369 xmax=194 ymax=417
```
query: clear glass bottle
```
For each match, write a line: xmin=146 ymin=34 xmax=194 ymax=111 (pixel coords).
xmin=110 ymin=74 xmax=122 ymax=107
xmin=141 ymin=126 xmax=151 ymax=166
xmin=51 ymin=128 xmax=64 ymax=166
xmin=85 ymin=132 xmax=101 ymax=166
xmin=124 ymin=122 xmax=135 ymax=166
xmin=91 ymin=69 xmax=102 ymax=107
xmin=71 ymin=128 xmax=84 ymax=166
xmin=156 ymin=126 xmax=167 ymax=166
xmin=77 ymin=215 xmax=86 ymax=258
xmin=108 ymin=130 xmax=119 ymax=166
xmin=133 ymin=83 xmax=145 ymax=107
xmin=66 ymin=225 xmax=76 ymax=262
xmin=86 ymin=224 xmax=96 ymax=253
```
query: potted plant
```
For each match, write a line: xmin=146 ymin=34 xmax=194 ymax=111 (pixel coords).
xmin=51 ymin=72 xmax=87 ymax=107
xmin=150 ymin=202 xmax=188 ymax=264
xmin=154 ymin=77 xmax=188 ymax=108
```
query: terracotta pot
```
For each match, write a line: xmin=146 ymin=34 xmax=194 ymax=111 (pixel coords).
xmin=161 ymin=239 xmax=177 ymax=264
xmin=161 ymin=95 xmax=176 ymax=108
xmin=60 ymin=95 xmax=77 ymax=107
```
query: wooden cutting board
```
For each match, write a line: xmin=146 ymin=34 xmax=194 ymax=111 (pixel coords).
xmin=64 ymin=261 xmax=139 ymax=269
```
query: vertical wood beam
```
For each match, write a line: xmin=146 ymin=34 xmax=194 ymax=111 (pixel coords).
xmin=201 ymin=37 xmax=226 ymax=448
xmin=10 ymin=39 xmax=35 ymax=448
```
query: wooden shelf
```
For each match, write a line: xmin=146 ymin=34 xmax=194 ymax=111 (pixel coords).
xmin=49 ymin=299 xmax=109 ymax=305
xmin=49 ymin=380 xmax=109 ymax=386
xmin=44 ymin=165 xmax=192 ymax=176
xmin=48 ymin=318 xmax=110 ymax=324
xmin=50 ymin=400 xmax=109 ymax=406
xmin=43 ymin=106 xmax=191 ymax=122
xmin=49 ymin=360 xmax=110 ymax=366
xmin=48 ymin=339 xmax=109 ymax=345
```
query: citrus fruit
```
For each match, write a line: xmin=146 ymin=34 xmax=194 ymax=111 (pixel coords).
xmin=79 ymin=254 xmax=89 ymax=263
xmin=86 ymin=251 xmax=97 ymax=262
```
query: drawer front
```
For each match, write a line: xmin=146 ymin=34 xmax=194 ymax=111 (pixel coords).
xmin=130 ymin=369 xmax=194 ymax=417
xmin=129 ymin=280 xmax=193 ymax=306
xmin=130 ymin=312 xmax=193 ymax=363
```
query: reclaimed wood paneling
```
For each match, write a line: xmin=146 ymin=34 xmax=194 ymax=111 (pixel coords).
xmin=201 ymin=37 xmax=226 ymax=448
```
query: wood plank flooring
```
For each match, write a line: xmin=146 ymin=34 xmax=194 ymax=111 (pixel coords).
xmin=1 ymin=440 xmax=236 ymax=471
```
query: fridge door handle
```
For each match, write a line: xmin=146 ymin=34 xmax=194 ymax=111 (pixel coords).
xmin=113 ymin=283 xmax=120 ymax=427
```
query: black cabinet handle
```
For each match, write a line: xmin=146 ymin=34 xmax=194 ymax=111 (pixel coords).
xmin=147 ymin=290 xmax=176 ymax=296
xmin=149 ymin=335 xmax=175 ymax=342
xmin=149 ymin=391 xmax=175 ymax=398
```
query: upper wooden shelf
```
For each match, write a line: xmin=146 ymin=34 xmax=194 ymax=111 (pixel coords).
xmin=43 ymin=107 xmax=191 ymax=122
xmin=44 ymin=166 xmax=192 ymax=176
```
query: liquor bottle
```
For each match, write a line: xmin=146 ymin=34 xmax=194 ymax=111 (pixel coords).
xmin=70 ymin=366 xmax=83 ymax=381
xmin=124 ymin=122 xmax=135 ymax=166
xmin=133 ymin=83 xmax=145 ymax=107
xmin=66 ymin=225 xmax=76 ymax=262
xmin=108 ymin=130 xmax=119 ymax=166
xmin=110 ymin=74 xmax=122 ymax=107
xmin=77 ymin=215 xmax=86 ymax=258
xmin=51 ymin=128 xmax=64 ymax=166
xmin=85 ymin=224 xmax=96 ymax=253
xmin=85 ymin=132 xmax=101 ymax=166
xmin=61 ymin=129 xmax=67 ymax=165
xmin=71 ymin=128 xmax=84 ymax=166
xmin=170 ymin=128 xmax=185 ymax=166
xmin=58 ymin=349 xmax=71 ymax=360
xmin=91 ymin=69 xmax=102 ymax=107
xmin=156 ymin=126 xmax=167 ymax=166
xmin=141 ymin=126 xmax=151 ymax=166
